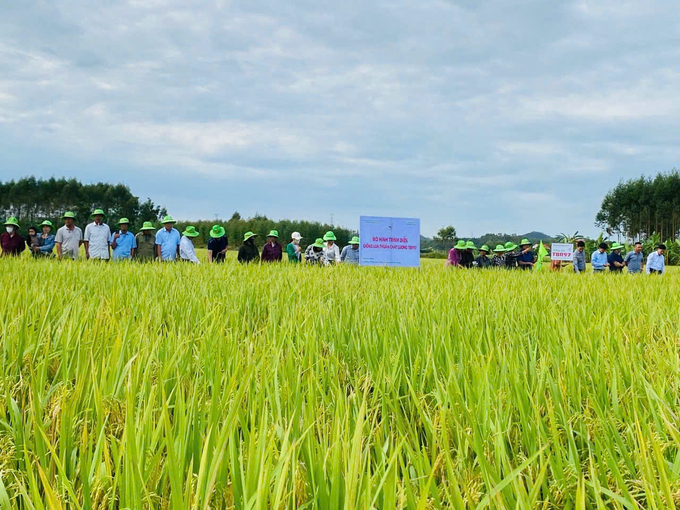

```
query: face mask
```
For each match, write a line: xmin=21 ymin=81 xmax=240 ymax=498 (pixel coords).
xmin=5 ymin=226 xmax=13 ymax=233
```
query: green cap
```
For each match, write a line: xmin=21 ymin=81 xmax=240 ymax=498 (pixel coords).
xmin=519 ymin=238 xmax=531 ymax=247
xmin=323 ymin=231 xmax=337 ymax=241
xmin=454 ymin=240 xmax=467 ymax=249
xmin=243 ymin=231 xmax=257 ymax=242
xmin=182 ymin=226 xmax=200 ymax=237
xmin=504 ymin=241 xmax=517 ymax=251
xmin=160 ymin=215 xmax=176 ymax=224
xmin=348 ymin=236 xmax=360 ymax=245
xmin=3 ymin=216 xmax=19 ymax=228
xmin=480 ymin=244 xmax=490 ymax=252
xmin=611 ymin=242 xmax=625 ymax=250
xmin=116 ymin=217 xmax=130 ymax=226
xmin=90 ymin=208 xmax=106 ymax=219
xmin=210 ymin=225 xmax=226 ymax=238
xmin=39 ymin=220 xmax=54 ymax=228
xmin=62 ymin=211 xmax=76 ymax=219
xmin=312 ymin=238 xmax=324 ymax=248
xmin=493 ymin=244 xmax=506 ymax=252
xmin=466 ymin=240 xmax=476 ymax=249
xmin=267 ymin=230 xmax=279 ymax=238
xmin=140 ymin=221 xmax=155 ymax=231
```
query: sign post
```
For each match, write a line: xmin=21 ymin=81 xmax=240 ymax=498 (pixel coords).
xmin=550 ymin=243 xmax=574 ymax=261
xmin=359 ymin=216 xmax=420 ymax=267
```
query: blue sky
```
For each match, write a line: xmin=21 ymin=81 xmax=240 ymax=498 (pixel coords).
xmin=1 ymin=0 xmax=679 ymax=237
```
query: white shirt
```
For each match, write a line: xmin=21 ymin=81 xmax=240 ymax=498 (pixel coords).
xmin=55 ymin=225 xmax=83 ymax=259
xmin=323 ymin=243 xmax=341 ymax=264
xmin=84 ymin=222 xmax=111 ymax=259
xmin=180 ymin=236 xmax=200 ymax=264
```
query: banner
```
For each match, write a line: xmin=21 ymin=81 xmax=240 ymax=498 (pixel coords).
xmin=551 ymin=242 xmax=574 ymax=261
xmin=359 ymin=216 xmax=420 ymax=267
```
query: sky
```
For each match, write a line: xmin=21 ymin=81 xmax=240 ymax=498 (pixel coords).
xmin=1 ymin=0 xmax=679 ymax=238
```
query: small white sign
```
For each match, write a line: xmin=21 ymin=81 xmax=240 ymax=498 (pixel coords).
xmin=551 ymin=243 xmax=574 ymax=261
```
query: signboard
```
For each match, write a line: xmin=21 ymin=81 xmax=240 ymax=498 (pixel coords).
xmin=359 ymin=216 xmax=420 ymax=267
xmin=551 ymin=243 xmax=574 ymax=261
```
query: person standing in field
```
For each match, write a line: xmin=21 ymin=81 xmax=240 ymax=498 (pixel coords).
xmin=1 ymin=217 xmax=25 ymax=257
xmin=504 ymin=241 xmax=519 ymax=269
xmin=31 ymin=220 xmax=56 ymax=257
xmin=207 ymin=224 xmax=228 ymax=263
xmin=261 ymin=230 xmax=283 ymax=262
xmin=646 ymin=244 xmax=666 ymax=274
xmin=322 ymin=231 xmax=341 ymax=265
xmin=84 ymin=209 xmax=111 ymax=261
xmin=591 ymin=242 xmax=609 ymax=272
xmin=134 ymin=222 xmax=157 ymax=261
xmin=305 ymin=238 xmax=326 ymax=265
xmin=516 ymin=239 xmax=536 ymax=270
xmin=179 ymin=226 xmax=201 ymax=263
xmin=110 ymin=218 xmax=137 ymax=260
xmin=26 ymin=225 xmax=39 ymax=255
xmin=624 ymin=242 xmax=644 ymax=274
xmin=490 ymin=245 xmax=506 ymax=267
xmin=341 ymin=236 xmax=360 ymax=264
xmin=572 ymin=240 xmax=586 ymax=273
xmin=155 ymin=215 xmax=181 ymax=261
xmin=607 ymin=242 xmax=625 ymax=273
xmin=474 ymin=245 xmax=491 ymax=268
xmin=55 ymin=212 xmax=82 ymax=260
xmin=446 ymin=240 xmax=466 ymax=267
xmin=460 ymin=241 xmax=476 ymax=268
xmin=286 ymin=232 xmax=303 ymax=263
xmin=238 ymin=231 xmax=260 ymax=263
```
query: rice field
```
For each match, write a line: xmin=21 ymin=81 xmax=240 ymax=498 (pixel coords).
xmin=1 ymin=255 xmax=680 ymax=509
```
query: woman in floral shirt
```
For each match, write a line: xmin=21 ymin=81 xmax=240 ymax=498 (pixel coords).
xmin=490 ymin=244 xmax=506 ymax=268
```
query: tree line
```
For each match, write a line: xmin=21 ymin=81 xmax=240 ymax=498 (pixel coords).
xmin=596 ymin=170 xmax=680 ymax=241
xmin=0 ymin=177 xmax=356 ymax=248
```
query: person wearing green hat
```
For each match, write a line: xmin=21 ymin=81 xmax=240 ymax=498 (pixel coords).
xmin=110 ymin=218 xmax=137 ymax=260
xmin=607 ymin=242 xmax=625 ymax=273
xmin=55 ymin=212 xmax=83 ymax=259
xmin=473 ymin=245 xmax=491 ymax=268
xmin=341 ymin=235 xmax=360 ymax=264
xmin=446 ymin=240 xmax=466 ymax=267
xmin=460 ymin=240 xmax=476 ymax=268
xmin=1 ymin=217 xmax=25 ymax=257
xmin=180 ymin=226 xmax=201 ymax=263
xmin=261 ymin=229 xmax=283 ymax=262
xmin=504 ymin=241 xmax=519 ymax=269
xmin=32 ymin=220 xmax=56 ymax=257
xmin=286 ymin=231 xmax=303 ymax=263
xmin=155 ymin=215 xmax=181 ymax=261
xmin=305 ymin=238 xmax=326 ymax=265
xmin=84 ymin=208 xmax=111 ymax=260
xmin=238 ymin=231 xmax=260 ymax=263
xmin=207 ymin=224 xmax=229 ymax=263
xmin=135 ymin=221 xmax=157 ymax=262
xmin=490 ymin=244 xmax=507 ymax=267
xmin=322 ymin=231 xmax=341 ymax=265
xmin=516 ymin=238 xmax=536 ymax=270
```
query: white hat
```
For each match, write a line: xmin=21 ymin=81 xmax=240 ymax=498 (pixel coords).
xmin=291 ymin=231 xmax=302 ymax=240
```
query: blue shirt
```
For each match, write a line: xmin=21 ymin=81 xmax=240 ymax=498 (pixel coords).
xmin=340 ymin=245 xmax=360 ymax=264
xmin=591 ymin=250 xmax=608 ymax=271
xmin=111 ymin=231 xmax=137 ymax=259
xmin=646 ymin=251 xmax=665 ymax=274
xmin=516 ymin=250 xmax=535 ymax=270
xmin=607 ymin=252 xmax=624 ymax=272
xmin=624 ymin=251 xmax=643 ymax=273
xmin=155 ymin=227 xmax=181 ymax=261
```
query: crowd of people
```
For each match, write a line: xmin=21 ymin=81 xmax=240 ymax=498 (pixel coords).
xmin=447 ymin=238 xmax=667 ymax=274
xmin=0 ymin=211 xmax=361 ymax=265
xmin=0 ymin=211 xmax=670 ymax=274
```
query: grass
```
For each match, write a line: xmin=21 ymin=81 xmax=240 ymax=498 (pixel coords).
xmin=1 ymin=254 xmax=679 ymax=508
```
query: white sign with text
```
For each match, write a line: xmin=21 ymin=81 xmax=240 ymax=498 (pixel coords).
xmin=551 ymin=243 xmax=574 ymax=261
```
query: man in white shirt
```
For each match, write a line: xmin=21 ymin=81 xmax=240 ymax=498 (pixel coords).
xmin=55 ymin=211 xmax=83 ymax=260
xmin=83 ymin=208 xmax=111 ymax=260
xmin=179 ymin=225 xmax=201 ymax=264
xmin=646 ymin=244 xmax=666 ymax=274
